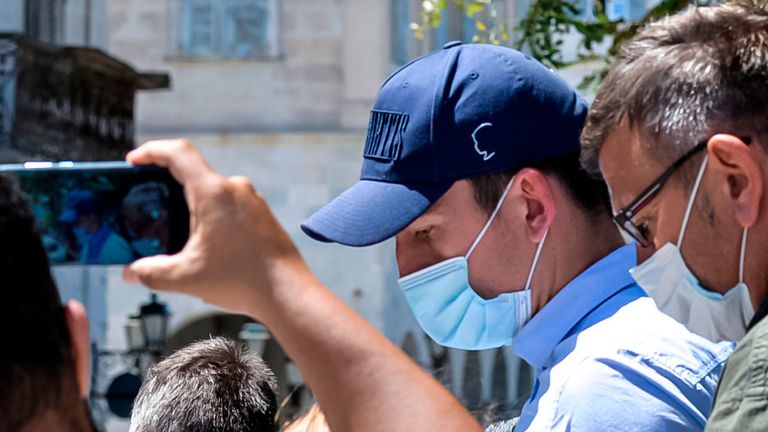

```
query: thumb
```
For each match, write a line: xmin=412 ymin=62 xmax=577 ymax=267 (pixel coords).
xmin=123 ymin=253 xmax=197 ymax=292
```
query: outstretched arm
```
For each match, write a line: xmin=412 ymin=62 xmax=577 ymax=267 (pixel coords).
xmin=123 ymin=139 xmax=481 ymax=432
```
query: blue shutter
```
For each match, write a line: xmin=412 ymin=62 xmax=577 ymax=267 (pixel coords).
xmin=463 ymin=14 xmax=475 ymax=43
xmin=222 ymin=0 xmax=270 ymax=58
xmin=607 ymin=0 xmax=646 ymax=21
xmin=180 ymin=0 xmax=219 ymax=57
xmin=576 ymin=0 xmax=595 ymax=19
xmin=432 ymin=9 xmax=449 ymax=50
xmin=0 ymin=47 xmax=16 ymax=148
xmin=630 ymin=0 xmax=647 ymax=20
xmin=392 ymin=0 xmax=411 ymax=65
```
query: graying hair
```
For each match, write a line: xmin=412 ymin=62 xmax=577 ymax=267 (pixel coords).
xmin=581 ymin=3 xmax=768 ymax=187
xmin=129 ymin=337 xmax=278 ymax=432
xmin=485 ymin=417 xmax=519 ymax=432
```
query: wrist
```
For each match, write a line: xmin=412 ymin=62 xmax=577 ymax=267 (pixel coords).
xmin=243 ymin=255 xmax=323 ymax=323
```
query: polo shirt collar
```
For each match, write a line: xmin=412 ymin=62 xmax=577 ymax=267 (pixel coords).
xmin=512 ymin=243 xmax=637 ymax=369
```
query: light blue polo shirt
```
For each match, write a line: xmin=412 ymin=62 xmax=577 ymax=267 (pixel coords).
xmin=512 ymin=244 xmax=734 ymax=431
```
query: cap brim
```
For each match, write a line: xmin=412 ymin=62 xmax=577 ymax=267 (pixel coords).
xmin=301 ymin=180 xmax=452 ymax=247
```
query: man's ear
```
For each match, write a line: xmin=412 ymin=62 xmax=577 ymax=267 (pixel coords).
xmin=708 ymin=134 xmax=764 ymax=228
xmin=517 ymin=168 xmax=555 ymax=243
xmin=64 ymin=300 xmax=90 ymax=398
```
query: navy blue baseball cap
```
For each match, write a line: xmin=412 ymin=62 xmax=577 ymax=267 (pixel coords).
xmin=302 ymin=42 xmax=588 ymax=247
xmin=59 ymin=189 xmax=100 ymax=223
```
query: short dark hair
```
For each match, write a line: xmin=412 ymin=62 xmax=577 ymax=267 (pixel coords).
xmin=130 ymin=337 xmax=278 ymax=432
xmin=581 ymin=4 xmax=768 ymax=186
xmin=470 ymin=152 xmax=612 ymax=218
xmin=0 ymin=175 xmax=88 ymax=431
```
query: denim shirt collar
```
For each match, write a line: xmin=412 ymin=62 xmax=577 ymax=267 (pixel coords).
xmin=512 ymin=243 xmax=638 ymax=369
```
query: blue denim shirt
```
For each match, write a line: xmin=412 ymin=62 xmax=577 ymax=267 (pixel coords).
xmin=512 ymin=244 xmax=734 ymax=431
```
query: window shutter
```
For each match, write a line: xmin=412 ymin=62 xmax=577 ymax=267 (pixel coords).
xmin=629 ymin=0 xmax=647 ymax=21
xmin=222 ymin=0 xmax=270 ymax=58
xmin=181 ymin=0 xmax=218 ymax=57
xmin=607 ymin=0 xmax=646 ymax=21
xmin=572 ymin=0 xmax=595 ymax=20
xmin=392 ymin=0 xmax=411 ymax=65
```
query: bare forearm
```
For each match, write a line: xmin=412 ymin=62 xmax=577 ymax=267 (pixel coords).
xmin=123 ymin=141 xmax=480 ymax=432
xmin=255 ymin=263 xmax=482 ymax=432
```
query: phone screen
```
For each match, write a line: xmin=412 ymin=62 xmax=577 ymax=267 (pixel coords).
xmin=0 ymin=162 xmax=189 ymax=265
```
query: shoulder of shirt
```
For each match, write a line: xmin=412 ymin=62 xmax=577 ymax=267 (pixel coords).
xmin=735 ymin=315 xmax=768 ymax=352
xmin=107 ymin=232 xmax=132 ymax=248
xmin=707 ymin=323 xmax=768 ymax=430
xmin=720 ymin=318 xmax=768 ymax=373
xmin=559 ymin=295 xmax=733 ymax=386
xmin=544 ymin=354 xmax=682 ymax=431
xmin=710 ymin=316 xmax=768 ymax=408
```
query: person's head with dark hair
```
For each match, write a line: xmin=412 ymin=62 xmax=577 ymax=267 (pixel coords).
xmin=59 ymin=189 xmax=103 ymax=234
xmin=580 ymin=3 xmax=768 ymax=341
xmin=130 ymin=337 xmax=278 ymax=432
xmin=122 ymin=182 xmax=171 ymax=256
xmin=0 ymin=175 xmax=93 ymax=431
xmin=469 ymin=152 xmax=612 ymax=219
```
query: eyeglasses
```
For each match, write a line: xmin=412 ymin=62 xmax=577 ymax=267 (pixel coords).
xmin=612 ymin=136 xmax=751 ymax=247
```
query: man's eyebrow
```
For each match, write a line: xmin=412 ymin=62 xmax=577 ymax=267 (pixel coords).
xmin=412 ymin=224 xmax=434 ymax=235
xmin=412 ymin=212 xmax=444 ymax=230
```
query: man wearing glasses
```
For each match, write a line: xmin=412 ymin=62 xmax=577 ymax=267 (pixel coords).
xmin=580 ymin=4 xmax=768 ymax=430
xmin=124 ymin=43 xmax=731 ymax=431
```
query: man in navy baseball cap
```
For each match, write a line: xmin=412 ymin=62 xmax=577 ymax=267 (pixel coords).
xmin=302 ymin=42 xmax=584 ymax=246
xmin=303 ymin=42 xmax=731 ymax=430
xmin=122 ymin=43 xmax=729 ymax=432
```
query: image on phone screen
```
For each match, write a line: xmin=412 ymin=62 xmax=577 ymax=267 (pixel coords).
xmin=0 ymin=163 xmax=189 ymax=266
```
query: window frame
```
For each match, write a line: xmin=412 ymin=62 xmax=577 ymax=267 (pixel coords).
xmin=169 ymin=0 xmax=282 ymax=62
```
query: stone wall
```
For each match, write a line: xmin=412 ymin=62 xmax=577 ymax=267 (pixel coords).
xmin=118 ymin=131 xmax=398 ymax=334
xmin=107 ymin=0 xmax=392 ymax=133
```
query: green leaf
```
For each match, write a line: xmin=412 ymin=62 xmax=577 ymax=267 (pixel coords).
xmin=467 ymin=3 xmax=484 ymax=17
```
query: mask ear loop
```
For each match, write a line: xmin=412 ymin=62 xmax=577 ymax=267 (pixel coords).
xmin=525 ymin=229 xmax=549 ymax=290
xmin=466 ymin=176 xmax=516 ymax=259
xmin=739 ymin=228 xmax=748 ymax=284
xmin=677 ymin=155 xmax=709 ymax=248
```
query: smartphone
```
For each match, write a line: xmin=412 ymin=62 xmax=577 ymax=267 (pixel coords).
xmin=0 ymin=161 xmax=189 ymax=265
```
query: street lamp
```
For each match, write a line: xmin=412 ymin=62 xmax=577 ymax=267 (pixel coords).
xmin=90 ymin=293 xmax=172 ymax=427
xmin=138 ymin=293 xmax=170 ymax=357
xmin=239 ymin=322 xmax=270 ymax=356
xmin=124 ymin=316 xmax=144 ymax=354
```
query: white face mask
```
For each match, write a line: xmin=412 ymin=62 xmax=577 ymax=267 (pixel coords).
xmin=630 ymin=155 xmax=755 ymax=342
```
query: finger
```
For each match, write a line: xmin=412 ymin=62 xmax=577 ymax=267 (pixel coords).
xmin=127 ymin=139 xmax=215 ymax=186
xmin=125 ymin=252 xmax=198 ymax=293
xmin=63 ymin=300 xmax=90 ymax=398
xmin=123 ymin=265 xmax=141 ymax=284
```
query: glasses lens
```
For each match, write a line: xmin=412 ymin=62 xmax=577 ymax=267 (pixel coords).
xmin=614 ymin=212 xmax=647 ymax=246
xmin=623 ymin=219 xmax=648 ymax=246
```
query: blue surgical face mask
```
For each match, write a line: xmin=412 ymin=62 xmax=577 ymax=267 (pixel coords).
xmin=630 ymin=156 xmax=755 ymax=342
xmin=131 ymin=238 xmax=165 ymax=257
xmin=398 ymin=177 xmax=548 ymax=350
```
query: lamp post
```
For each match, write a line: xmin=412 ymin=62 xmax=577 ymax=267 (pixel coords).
xmin=90 ymin=293 xmax=171 ymax=429
xmin=239 ymin=322 xmax=270 ymax=356
xmin=124 ymin=316 xmax=144 ymax=354
xmin=138 ymin=293 xmax=170 ymax=359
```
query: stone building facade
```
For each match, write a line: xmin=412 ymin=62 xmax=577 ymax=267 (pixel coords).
xmin=99 ymin=1 xmax=541 ymax=429
xmin=2 ymin=0 xmax=648 ymax=429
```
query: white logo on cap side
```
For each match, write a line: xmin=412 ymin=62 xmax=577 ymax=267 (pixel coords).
xmin=472 ymin=123 xmax=495 ymax=161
